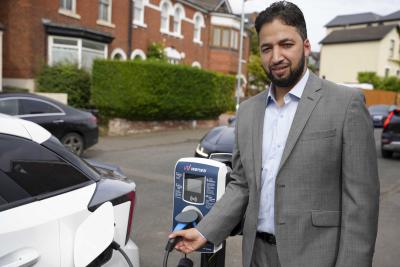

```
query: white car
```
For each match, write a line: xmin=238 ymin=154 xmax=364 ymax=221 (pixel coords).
xmin=0 ymin=114 xmax=139 ymax=267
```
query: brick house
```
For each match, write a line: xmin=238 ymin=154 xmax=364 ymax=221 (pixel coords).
xmin=0 ymin=0 xmax=250 ymax=92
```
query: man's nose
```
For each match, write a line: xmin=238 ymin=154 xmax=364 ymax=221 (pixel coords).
xmin=271 ymin=47 xmax=283 ymax=64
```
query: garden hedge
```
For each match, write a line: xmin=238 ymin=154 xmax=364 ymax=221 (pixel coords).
xmin=91 ymin=60 xmax=235 ymax=120
xmin=36 ymin=64 xmax=91 ymax=108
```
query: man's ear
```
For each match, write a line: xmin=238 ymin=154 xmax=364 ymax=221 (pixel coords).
xmin=304 ymin=38 xmax=311 ymax=57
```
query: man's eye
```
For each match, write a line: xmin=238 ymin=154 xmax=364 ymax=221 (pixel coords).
xmin=262 ymin=47 xmax=271 ymax=53
xmin=282 ymin=43 xmax=293 ymax=48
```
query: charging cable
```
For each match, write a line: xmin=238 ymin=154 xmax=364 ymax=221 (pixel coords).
xmin=163 ymin=210 xmax=199 ymax=267
xmin=111 ymin=241 xmax=134 ymax=267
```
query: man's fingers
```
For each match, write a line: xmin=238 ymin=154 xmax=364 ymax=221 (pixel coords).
xmin=169 ymin=229 xmax=187 ymax=239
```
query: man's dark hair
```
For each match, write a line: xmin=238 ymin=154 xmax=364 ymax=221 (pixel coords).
xmin=255 ymin=1 xmax=307 ymax=40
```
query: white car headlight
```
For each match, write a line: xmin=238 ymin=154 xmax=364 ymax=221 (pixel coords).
xmin=196 ymin=144 xmax=209 ymax=158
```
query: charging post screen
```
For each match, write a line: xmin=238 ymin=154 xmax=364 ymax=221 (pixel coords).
xmin=183 ymin=173 xmax=205 ymax=204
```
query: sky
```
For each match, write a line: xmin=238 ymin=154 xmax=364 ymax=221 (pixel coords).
xmin=228 ymin=0 xmax=400 ymax=51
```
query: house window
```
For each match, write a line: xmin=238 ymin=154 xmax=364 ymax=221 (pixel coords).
xmin=193 ymin=13 xmax=204 ymax=43
xmin=49 ymin=36 xmax=107 ymax=70
xmin=60 ymin=0 xmax=75 ymax=12
xmin=133 ymin=0 xmax=145 ymax=25
xmin=389 ymin=39 xmax=395 ymax=58
xmin=111 ymin=48 xmax=127 ymax=60
xmin=385 ymin=68 xmax=390 ymax=77
xmin=160 ymin=2 xmax=170 ymax=32
xmin=130 ymin=49 xmax=146 ymax=60
xmin=221 ymin=29 xmax=230 ymax=48
xmin=192 ymin=61 xmax=201 ymax=68
xmin=99 ymin=0 xmax=112 ymax=22
xmin=173 ymin=5 xmax=184 ymax=35
xmin=230 ymin=30 xmax=239 ymax=50
xmin=212 ymin=28 xmax=221 ymax=46
xmin=211 ymin=26 xmax=240 ymax=50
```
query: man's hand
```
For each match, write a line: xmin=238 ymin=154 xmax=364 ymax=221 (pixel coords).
xmin=169 ymin=228 xmax=207 ymax=254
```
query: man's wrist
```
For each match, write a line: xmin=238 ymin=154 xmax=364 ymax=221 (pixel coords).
xmin=195 ymin=228 xmax=207 ymax=241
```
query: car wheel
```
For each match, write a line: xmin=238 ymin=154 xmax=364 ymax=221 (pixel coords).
xmin=381 ymin=148 xmax=393 ymax=159
xmin=61 ymin=133 xmax=84 ymax=156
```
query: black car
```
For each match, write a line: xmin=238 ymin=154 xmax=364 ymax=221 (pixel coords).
xmin=195 ymin=117 xmax=235 ymax=166
xmin=0 ymin=93 xmax=98 ymax=155
xmin=381 ymin=108 xmax=400 ymax=158
xmin=368 ymin=104 xmax=397 ymax=128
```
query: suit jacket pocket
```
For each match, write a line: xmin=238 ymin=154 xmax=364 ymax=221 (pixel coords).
xmin=311 ymin=210 xmax=341 ymax=227
xmin=301 ymin=129 xmax=336 ymax=141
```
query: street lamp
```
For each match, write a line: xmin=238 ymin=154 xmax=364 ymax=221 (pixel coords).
xmin=235 ymin=0 xmax=246 ymax=112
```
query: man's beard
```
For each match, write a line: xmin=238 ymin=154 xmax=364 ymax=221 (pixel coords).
xmin=266 ymin=54 xmax=305 ymax=88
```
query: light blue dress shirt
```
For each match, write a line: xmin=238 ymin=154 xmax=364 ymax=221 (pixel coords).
xmin=257 ymin=70 xmax=309 ymax=234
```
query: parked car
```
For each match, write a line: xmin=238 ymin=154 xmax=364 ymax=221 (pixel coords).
xmin=381 ymin=108 xmax=400 ymax=158
xmin=0 ymin=93 xmax=98 ymax=155
xmin=0 ymin=114 xmax=139 ymax=267
xmin=368 ymin=104 xmax=397 ymax=128
xmin=195 ymin=117 xmax=235 ymax=167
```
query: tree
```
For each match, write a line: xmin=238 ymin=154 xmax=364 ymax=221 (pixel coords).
xmin=247 ymin=28 xmax=270 ymax=95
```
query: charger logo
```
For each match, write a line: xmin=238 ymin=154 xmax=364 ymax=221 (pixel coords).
xmin=183 ymin=164 xmax=207 ymax=173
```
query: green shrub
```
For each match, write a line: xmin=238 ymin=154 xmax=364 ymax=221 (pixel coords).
xmin=357 ymin=71 xmax=400 ymax=92
xmin=381 ymin=76 xmax=400 ymax=92
xmin=36 ymin=64 xmax=91 ymax=108
xmin=91 ymin=60 xmax=235 ymax=120
xmin=146 ymin=42 xmax=167 ymax=62
xmin=357 ymin=72 xmax=382 ymax=88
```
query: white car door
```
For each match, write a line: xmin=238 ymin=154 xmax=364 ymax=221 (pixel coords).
xmin=0 ymin=133 xmax=112 ymax=267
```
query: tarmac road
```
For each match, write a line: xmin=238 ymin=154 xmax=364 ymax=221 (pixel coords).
xmin=84 ymin=128 xmax=400 ymax=267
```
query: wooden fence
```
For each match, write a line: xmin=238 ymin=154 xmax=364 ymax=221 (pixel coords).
xmin=362 ymin=89 xmax=400 ymax=107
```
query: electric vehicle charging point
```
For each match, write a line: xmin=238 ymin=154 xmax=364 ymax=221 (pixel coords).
xmin=164 ymin=157 xmax=230 ymax=267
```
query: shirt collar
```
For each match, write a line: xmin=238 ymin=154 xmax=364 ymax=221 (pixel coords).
xmin=266 ymin=69 xmax=310 ymax=106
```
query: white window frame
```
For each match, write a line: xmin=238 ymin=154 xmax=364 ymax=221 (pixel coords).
xmin=48 ymin=36 xmax=108 ymax=69
xmin=60 ymin=0 xmax=76 ymax=12
xmin=133 ymin=0 xmax=147 ymax=27
xmin=193 ymin=12 xmax=204 ymax=44
xmin=111 ymin=48 xmax=127 ymax=60
xmin=97 ymin=0 xmax=113 ymax=26
xmin=59 ymin=0 xmax=80 ymax=19
xmin=192 ymin=61 xmax=201 ymax=68
xmin=173 ymin=4 xmax=185 ymax=37
xmin=230 ymin=30 xmax=239 ymax=50
xmin=389 ymin=39 xmax=395 ymax=58
xmin=160 ymin=0 xmax=172 ymax=34
xmin=130 ymin=49 xmax=147 ymax=60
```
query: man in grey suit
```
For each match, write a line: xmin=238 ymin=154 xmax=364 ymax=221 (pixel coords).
xmin=170 ymin=2 xmax=379 ymax=266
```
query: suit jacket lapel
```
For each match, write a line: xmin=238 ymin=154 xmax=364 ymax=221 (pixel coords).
xmin=252 ymin=90 xmax=267 ymax=192
xmin=277 ymin=73 xmax=323 ymax=177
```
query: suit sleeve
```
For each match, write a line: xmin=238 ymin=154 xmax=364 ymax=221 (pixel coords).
xmin=335 ymin=90 xmax=380 ymax=266
xmin=196 ymin=109 xmax=249 ymax=245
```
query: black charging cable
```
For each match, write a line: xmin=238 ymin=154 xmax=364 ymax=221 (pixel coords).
xmin=111 ymin=241 xmax=134 ymax=267
xmin=163 ymin=210 xmax=199 ymax=267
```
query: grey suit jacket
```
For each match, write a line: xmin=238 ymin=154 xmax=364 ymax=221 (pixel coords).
xmin=196 ymin=72 xmax=380 ymax=267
